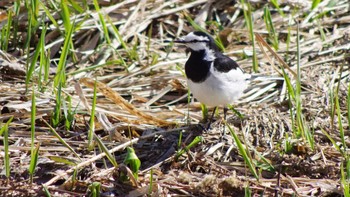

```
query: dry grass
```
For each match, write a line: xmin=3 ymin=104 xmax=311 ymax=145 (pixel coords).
xmin=0 ymin=0 xmax=350 ymax=196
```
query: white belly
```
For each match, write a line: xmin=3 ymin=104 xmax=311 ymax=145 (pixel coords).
xmin=187 ymin=67 xmax=249 ymax=106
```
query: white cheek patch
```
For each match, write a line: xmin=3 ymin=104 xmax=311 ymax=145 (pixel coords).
xmin=187 ymin=42 xmax=207 ymax=51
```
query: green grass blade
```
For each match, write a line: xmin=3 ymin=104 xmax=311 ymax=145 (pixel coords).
xmin=227 ymin=104 xmax=244 ymax=119
xmin=311 ymin=0 xmax=321 ymax=10
xmin=47 ymin=156 xmax=78 ymax=166
xmin=341 ymin=161 xmax=350 ymax=197
xmin=29 ymin=0 xmax=39 ymax=26
xmin=148 ymin=169 xmax=153 ymax=195
xmin=71 ymin=167 xmax=78 ymax=190
xmin=42 ymin=185 xmax=51 ymax=197
xmin=177 ymin=131 xmax=183 ymax=149
xmin=270 ymin=0 xmax=284 ymax=16
xmin=88 ymin=80 xmax=98 ymax=150
xmin=304 ymin=126 xmax=314 ymax=150
xmin=184 ymin=12 xmax=206 ymax=33
xmin=52 ymin=83 xmax=62 ymax=127
xmin=320 ymin=128 xmax=341 ymax=153
xmin=27 ymin=24 xmax=47 ymax=90
xmin=226 ymin=123 xmax=259 ymax=180
xmin=335 ymin=92 xmax=346 ymax=151
xmin=54 ymin=3 xmax=74 ymax=88
xmin=200 ymin=103 xmax=208 ymax=121
xmin=281 ymin=67 xmax=297 ymax=134
xmin=29 ymin=143 xmax=40 ymax=184
xmin=38 ymin=24 xmax=49 ymax=92
xmin=108 ymin=18 xmax=129 ymax=51
xmin=30 ymin=87 xmax=36 ymax=151
xmin=43 ymin=119 xmax=81 ymax=160
xmin=93 ymin=0 xmax=111 ymax=44
xmin=347 ymin=82 xmax=350 ymax=131
xmin=176 ymin=136 xmax=203 ymax=160
xmin=1 ymin=116 xmax=14 ymax=179
xmin=295 ymin=23 xmax=306 ymax=139
xmin=67 ymin=0 xmax=85 ymax=13
xmin=39 ymin=0 xmax=59 ymax=28
xmin=60 ymin=0 xmax=70 ymax=31
xmin=24 ymin=7 xmax=35 ymax=68
xmin=88 ymin=182 xmax=101 ymax=197
xmin=63 ymin=95 xmax=74 ymax=130
xmin=244 ymin=185 xmax=252 ymax=197
xmin=94 ymin=134 xmax=118 ymax=167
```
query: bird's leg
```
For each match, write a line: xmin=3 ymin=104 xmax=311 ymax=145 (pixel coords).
xmin=222 ymin=107 xmax=228 ymax=137
xmin=206 ymin=106 xmax=217 ymax=130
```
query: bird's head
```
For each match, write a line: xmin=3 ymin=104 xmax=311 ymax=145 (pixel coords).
xmin=175 ymin=31 xmax=219 ymax=52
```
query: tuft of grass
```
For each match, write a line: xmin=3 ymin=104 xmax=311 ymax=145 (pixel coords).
xmin=240 ymin=0 xmax=258 ymax=72
xmin=38 ymin=24 xmax=50 ymax=92
xmin=263 ymin=6 xmax=279 ymax=50
xmin=51 ymin=83 xmax=62 ymax=127
xmin=53 ymin=1 xmax=75 ymax=88
xmin=88 ymin=182 xmax=101 ymax=197
xmin=281 ymin=24 xmax=314 ymax=150
xmin=1 ymin=10 xmax=12 ymax=51
xmin=39 ymin=0 xmax=58 ymax=28
xmin=28 ymin=0 xmax=39 ymax=26
xmin=200 ymin=103 xmax=209 ymax=121
xmin=26 ymin=23 xmax=48 ymax=91
xmin=62 ymin=95 xmax=75 ymax=130
xmin=176 ymin=136 xmax=203 ymax=160
xmin=226 ymin=123 xmax=259 ymax=180
xmin=244 ymin=185 xmax=252 ymax=197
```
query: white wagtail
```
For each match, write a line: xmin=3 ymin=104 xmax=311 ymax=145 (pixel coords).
xmin=174 ymin=31 xmax=278 ymax=129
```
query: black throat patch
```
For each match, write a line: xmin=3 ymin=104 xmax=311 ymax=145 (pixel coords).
xmin=185 ymin=50 xmax=212 ymax=83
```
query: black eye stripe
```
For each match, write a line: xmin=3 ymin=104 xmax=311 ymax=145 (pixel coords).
xmin=190 ymin=40 xmax=208 ymax=43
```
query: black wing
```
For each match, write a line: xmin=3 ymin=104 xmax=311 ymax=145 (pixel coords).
xmin=213 ymin=52 xmax=243 ymax=73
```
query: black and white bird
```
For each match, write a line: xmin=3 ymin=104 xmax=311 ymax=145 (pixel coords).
xmin=175 ymin=31 xmax=272 ymax=128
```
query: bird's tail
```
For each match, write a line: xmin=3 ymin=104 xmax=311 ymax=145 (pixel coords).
xmin=249 ymin=74 xmax=285 ymax=81
xmin=239 ymin=74 xmax=285 ymax=104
